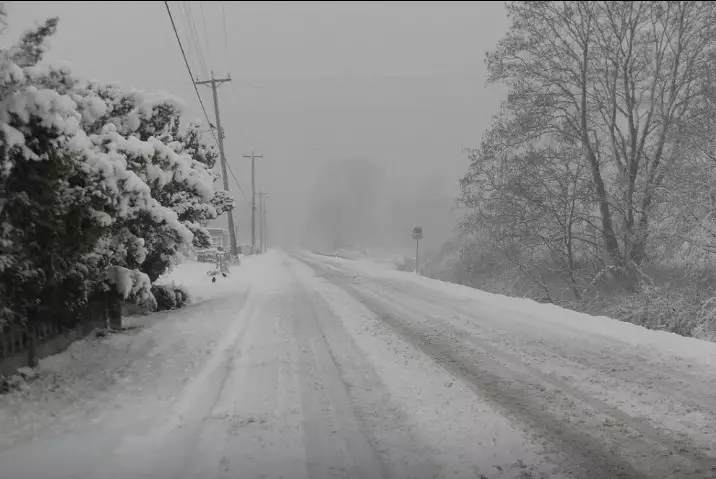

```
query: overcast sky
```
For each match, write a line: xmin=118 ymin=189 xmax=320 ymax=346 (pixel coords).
xmin=4 ymin=1 xmax=509 ymax=249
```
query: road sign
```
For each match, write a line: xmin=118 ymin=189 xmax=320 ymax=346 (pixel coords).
xmin=413 ymin=226 xmax=423 ymax=275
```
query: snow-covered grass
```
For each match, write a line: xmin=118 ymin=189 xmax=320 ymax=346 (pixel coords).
xmin=309 ymin=253 xmax=716 ymax=367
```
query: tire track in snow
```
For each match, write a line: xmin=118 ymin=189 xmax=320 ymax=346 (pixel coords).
xmin=349 ymin=273 xmax=716 ymax=476
xmin=284 ymin=255 xmax=468 ymax=479
xmin=358 ymin=282 xmax=711 ymax=479
xmin=284 ymin=257 xmax=391 ymax=479
xmin=211 ymin=255 xmax=392 ymax=479
xmin=367 ymin=277 xmax=716 ymax=439
xmin=89 ymin=286 xmax=260 ymax=479
xmin=292 ymin=254 xmax=568 ymax=479
xmin=368 ymin=276 xmax=716 ymax=458
xmin=296 ymin=254 xmax=712 ymax=479
xmin=207 ymin=284 xmax=301 ymax=479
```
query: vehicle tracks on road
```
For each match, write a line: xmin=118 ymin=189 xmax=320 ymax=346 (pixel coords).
xmin=295 ymin=254 xmax=716 ymax=479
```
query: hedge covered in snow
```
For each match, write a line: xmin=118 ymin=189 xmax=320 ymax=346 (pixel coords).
xmin=0 ymin=12 xmax=235 ymax=329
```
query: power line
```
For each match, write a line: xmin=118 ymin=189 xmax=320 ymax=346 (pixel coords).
xmin=186 ymin=2 xmax=210 ymax=77
xmin=199 ymin=130 xmax=245 ymax=200
xmin=182 ymin=2 xmax=246 ymax=200
xmin=225 ymin=161 xmax=246 ymax=199
xmin=166 ymin=1 xmax=248 ymax=205
xmin=221 ymin=2 xmax=230 ymax=73
xmin=199 ymin=2 xmax=214 ymax=74
xmin=164 ymin=1 xmax=217 ymax=146
xmin=176 ymin=3 xmax=201 ymax=77
xmin=179 ymin=2 xmax=209 ymax=79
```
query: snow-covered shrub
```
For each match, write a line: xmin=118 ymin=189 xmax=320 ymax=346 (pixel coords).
xmin=79 ymin=86 xmax=235 ymax=282
xmin=0 ymin=18 xmax=119 ymax=328
xmin=693 ymin=300 xmax=716 ymax=342
xmin=106 ymin=266 xmax=153 ymax=305
xmin=0 ymin=373 xmax=28 ymax=394
xmin=607 ymin=284 xmax=696 ymax=336
xmin=150 ymin=283 xmax=190 ymax=312
xmin=150 ymin=284 xmax=176 ymax=311
xmin=0 ymin=14 xmax=234 ymax=328
xmin=173 ymin=284 xmax=190 ymax=307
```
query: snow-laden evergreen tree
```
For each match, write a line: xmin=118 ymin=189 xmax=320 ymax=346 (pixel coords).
xmin=179 ymin=120 xmax=236 ymax=229
xmin=0 ymin=13 xmax=237 ymax=329
xmin=77 ymin=86 xmax=235 ymax=281
xmin=0 ymin=18 xmax=157 ymax=327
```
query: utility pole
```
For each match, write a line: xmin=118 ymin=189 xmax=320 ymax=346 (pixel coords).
xmin=243 ymin=151 xmax=263 ymax=253
xmin=258 ymin=192 xmax=265 ymax=253
xmin=257 ymin=191 xmax=268 ymax=253
xmin=264 ymin=193 xmax=268 ymax=253
xmin=196 ymin=73 xmax=238 ymax=258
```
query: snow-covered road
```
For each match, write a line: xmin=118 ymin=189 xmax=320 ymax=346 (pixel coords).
xmin=1 ymin=251 xmax=715 ymax=479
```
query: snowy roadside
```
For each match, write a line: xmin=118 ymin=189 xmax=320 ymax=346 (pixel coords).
xmin=300 ymin=253 xmax=716 ymax=475
xmin=309 ymin=253 xmax=716 ymax=366
xmin=311 ymin=248 xmax=406 ymax=267
xmin=0 ymin=256 xmax=258 ymax=452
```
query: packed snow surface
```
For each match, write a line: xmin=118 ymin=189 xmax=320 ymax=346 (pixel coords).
xmin=0 ymin=250 xmax=714 ymax=479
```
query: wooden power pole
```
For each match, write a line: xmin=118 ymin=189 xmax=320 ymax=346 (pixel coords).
xmin=257 ymin=191 xmax=268 ymax=253
xmin=243 ymin=151 xmax=263 ymax=253
xmin=195 ymin=73 xmax=238 ymax=257
xmin=263 ymin=193 xmax=268 ymax=252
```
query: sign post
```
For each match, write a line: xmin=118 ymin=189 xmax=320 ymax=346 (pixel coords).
xmin=412 ymin=226 xmax=423 ymax=275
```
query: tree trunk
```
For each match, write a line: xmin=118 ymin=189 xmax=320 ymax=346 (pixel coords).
xmin=579 ymin=35 xmax=621 ymax=265
xmin=630 ymin=211 xmax=650 ymax=265
xmin=566 ymin=245 xmax=582 ymax=300
xmin=585 ymin=149 xmax=622 ymax=264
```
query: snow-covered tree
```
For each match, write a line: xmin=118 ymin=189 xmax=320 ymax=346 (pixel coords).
xmin=480 ymin=1 xmax=716 ymax=272
xmin=77 ymin=86 xmax=234 ymax=281
xmin=180 ymin=121 xmax=235 ymax=221
xmin=171 ymin=121 xmax=235 ymax=248
xmin=0 ymin=4 xmax=6 ymax=35
xmin=0 ymin=13 xmax=237 ymax=329
xmin=0 ymin=18 xmax=153 ymax=327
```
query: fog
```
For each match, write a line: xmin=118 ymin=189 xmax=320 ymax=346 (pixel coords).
xmin=303 ymin=155 xmax=460 ymax=255
xmin=4 ymin=1 xmax=510 ymax=255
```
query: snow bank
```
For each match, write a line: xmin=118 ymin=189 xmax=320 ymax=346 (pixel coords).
xmin=158 ymin=254 xmax=272 ymax=304
xmin=312 ymin=254 xmax=716 ymax=367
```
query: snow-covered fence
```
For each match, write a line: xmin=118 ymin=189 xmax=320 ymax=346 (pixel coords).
xmin=0 ymin=322 xmax=58 ymax=374
xmin=0 ymin=294 xmax=110 ymax=377
xmin=0 ymin=327 xmax=31 ymax=358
